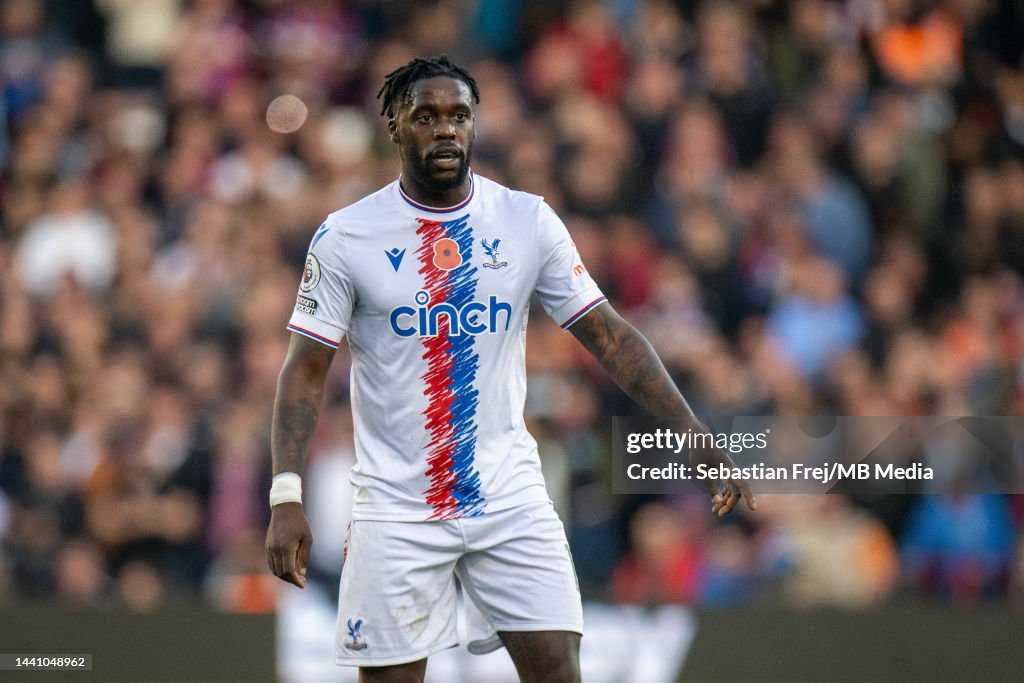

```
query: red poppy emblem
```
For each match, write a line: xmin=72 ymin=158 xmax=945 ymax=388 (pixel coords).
xmin=432 ymin=238 xmax=462 ymax=270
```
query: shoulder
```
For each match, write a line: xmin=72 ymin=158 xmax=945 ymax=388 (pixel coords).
xmin=475 ymin=174 xmax=549 ymax=217
xmin=312 ymin=180 xmax=401 ymax=249
xmin=327 ymin=181 xmax=400 ymax=228
xmin=475 ymin=176 xmax=568 ymax=249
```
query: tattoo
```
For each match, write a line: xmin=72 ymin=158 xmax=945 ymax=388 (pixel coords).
xmin=272 ymin=397 xmax=319 ymax=475
xmin=571 ymin=305 xmax=755 ymax=505
xmin=569 ymin=304 xmax=695 ymax=418
xmin=271 ymin=334 xmax=336 ymax=476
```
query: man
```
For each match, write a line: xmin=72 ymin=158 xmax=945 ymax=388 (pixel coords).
xmin=266 ymin=55 xmax=754 ymax=683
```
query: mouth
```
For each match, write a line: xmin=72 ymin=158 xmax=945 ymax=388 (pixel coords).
xmin=428 ymin=147 xmax=463 ymax=171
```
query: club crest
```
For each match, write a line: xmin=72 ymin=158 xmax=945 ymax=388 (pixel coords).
xmin=345 ymin=617 xmax=368 ymax=650
xmin=481 ymin=238 xmax=508 ymax=269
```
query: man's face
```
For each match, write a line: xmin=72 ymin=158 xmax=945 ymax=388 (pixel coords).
xmin=389 ymin=76 xmax=475 ymax=195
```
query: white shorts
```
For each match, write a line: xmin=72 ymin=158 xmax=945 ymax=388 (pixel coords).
xmin=335 ymin=501 xmax=584 ymax=667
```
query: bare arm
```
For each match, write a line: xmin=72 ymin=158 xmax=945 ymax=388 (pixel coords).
xmin=568 ymin=302 xmax=697 ymax=418
xmin=569 ymin=302 xmax=755 ymax=515
xmin=271 ymin=333 xmax=336 ymax=476
xmin=266 ymin=333 xmax=336 ymax=588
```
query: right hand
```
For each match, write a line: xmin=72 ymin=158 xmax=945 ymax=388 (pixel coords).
xmin=266 ymin=502 xmax=313 ymax=588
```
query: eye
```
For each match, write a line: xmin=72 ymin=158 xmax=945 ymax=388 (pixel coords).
xmin=416 ymin=113 xmax=434 ymax=124
xmin=454 ymin=112 xmax=469 ymax=122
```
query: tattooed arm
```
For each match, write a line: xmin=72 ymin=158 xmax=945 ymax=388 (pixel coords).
xmin=266 ymin=333 xmax=336 ymax=587
xmin=569 ymin=303 xmax=755 ymax=516
xmin=569 ymin=302 xmax=697 ymax=417
xmin=271 ymin=334 xmax=335 ymax=476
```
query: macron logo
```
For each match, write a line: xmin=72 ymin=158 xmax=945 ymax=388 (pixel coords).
xmin=386 ymin=248 xmax=406 ymax=272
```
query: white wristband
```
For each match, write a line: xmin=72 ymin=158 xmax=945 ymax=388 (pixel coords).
xmin=269 ymin=472 xmax=302 ymax=507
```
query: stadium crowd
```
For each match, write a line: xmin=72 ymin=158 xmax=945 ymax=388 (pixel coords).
xmin=1 ymin=0 xmax=1024 ymax=613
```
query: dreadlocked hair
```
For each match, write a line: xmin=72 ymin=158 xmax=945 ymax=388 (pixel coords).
xmin=376 ymin=55 xmax=480 ymax=119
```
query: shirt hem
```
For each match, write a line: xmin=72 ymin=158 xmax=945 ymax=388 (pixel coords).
xmin=349 ymin=489 xmax=552 ymax=522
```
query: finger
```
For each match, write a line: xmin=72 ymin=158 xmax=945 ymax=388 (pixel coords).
xmin=741 ymin=483 xmax=757 ymax=511
xmin=280 ymin=542 xmax=301 ymax=587
xmin=712 ymin=482 xmax=731 ymax=508
xmin=719 ymin=492 xmax=741 ymax=517
xmin=266 ymin=538 xmax=278 ymax=575
xmin=298 ymin=533 xmax=312 ymax=576
xmin=717 ymin=494 xmax=729 ymax=516
xmin=274 ymin=549 xmax=289 ymax=582
xmin=292 ymin=548 xmax=306 ymax=588
xmin=295 ymin=536 xmax=312 ymax=588
xmin=711 ymin=492 xmax=725 ymax=514
xmin=268 ymin=548 xmax=283 ymax=579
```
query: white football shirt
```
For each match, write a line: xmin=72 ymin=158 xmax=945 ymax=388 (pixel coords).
xmin=287 ymin=173 xmax=605 ymax=521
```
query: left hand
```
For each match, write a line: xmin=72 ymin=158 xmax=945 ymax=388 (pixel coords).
xmin=709 ymin=476 xmax=756 ymax=517
xmin=688 ymin=423 xmax=757 ymax=517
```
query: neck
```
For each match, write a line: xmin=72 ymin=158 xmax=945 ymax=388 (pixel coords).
xmin=399 ymin=172 xmax=472 ymax=209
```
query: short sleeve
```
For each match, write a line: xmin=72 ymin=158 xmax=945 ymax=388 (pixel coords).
xmin=286 ymin=222 xmax=354 ymax=348
xmin=534 ymin=203 xmax=606 ymax=329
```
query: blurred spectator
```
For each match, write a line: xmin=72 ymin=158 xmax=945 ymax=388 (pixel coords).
xmin=849 ymin=91 xmax=947 ymax=238
xmin=115 ymin=559 xmax=167 ymax=612
xmin=257 ymin=0 xmax=363 ymax=97
xmin=1 ymin=0 xmax=68 ymax=119
xmin=870 ymin=0 xmax=963 ymax=89
xmin=57 ymin=538 xmax=109 ymax=608
xmin=202 ymin=528 xmax=277 ymax=614
xmin=769 ymin=114 xmax=873 ymax=283
xmin=941 ymin=272 xmax=1023 ymax=414
xmin=685 ymin=0 xmax=773 ymax=166
xmin=14 ymin=178 xmax=116 ymax=296
xmin=7 ymin=429 xmax=83 ymax=599
xmin=775 ymin=494 xmax=898 ymax=609
xmin=524 ymin=0 xmax=627 ymax=104
xmin=698 ymin=524 xmax=757 ymax=607
xmin=96 ymin=0 xmax=182 ymax=87
xmin=767 ymin=0 xmax=840 ymax=105
xmin=205 ymin=402 xmax=266 ymax=557
xmin=165 ymin=0 xmax=253 ymax=107
xmin=902 ymin=493 xmax=1015 ymax=603
xmin=612 ymin=501 xmax=704 ymax=606
xmin=768 ymin=257 xmax=864 ymax=381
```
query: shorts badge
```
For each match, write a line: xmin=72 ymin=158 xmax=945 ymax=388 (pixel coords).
xmin=345 ymin=617 xmax=368 ymax=650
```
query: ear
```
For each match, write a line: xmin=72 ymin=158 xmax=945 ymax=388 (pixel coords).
xmin=388 ymin=117 xmax=399 ymax=144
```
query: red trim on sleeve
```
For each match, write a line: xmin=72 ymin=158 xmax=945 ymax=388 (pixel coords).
xmin=560 ymin=296 xmax=607 ymax=329
xmin=287 ymin=324 xmax=341 ymax=348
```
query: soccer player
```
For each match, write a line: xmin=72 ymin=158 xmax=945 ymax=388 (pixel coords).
xmin=266 ymin=55 xmax=755 ymax=683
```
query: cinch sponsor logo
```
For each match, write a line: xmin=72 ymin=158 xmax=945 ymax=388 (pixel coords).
xmin=390 ymin=290 xmax=511 ymax=338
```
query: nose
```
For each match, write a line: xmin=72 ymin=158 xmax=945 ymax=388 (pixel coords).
xmin=434 ymin=118 xmax=456 ymax=139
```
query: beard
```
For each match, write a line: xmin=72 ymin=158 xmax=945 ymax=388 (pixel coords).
xmin=405 ymin=142 xmax=473 ymax=196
